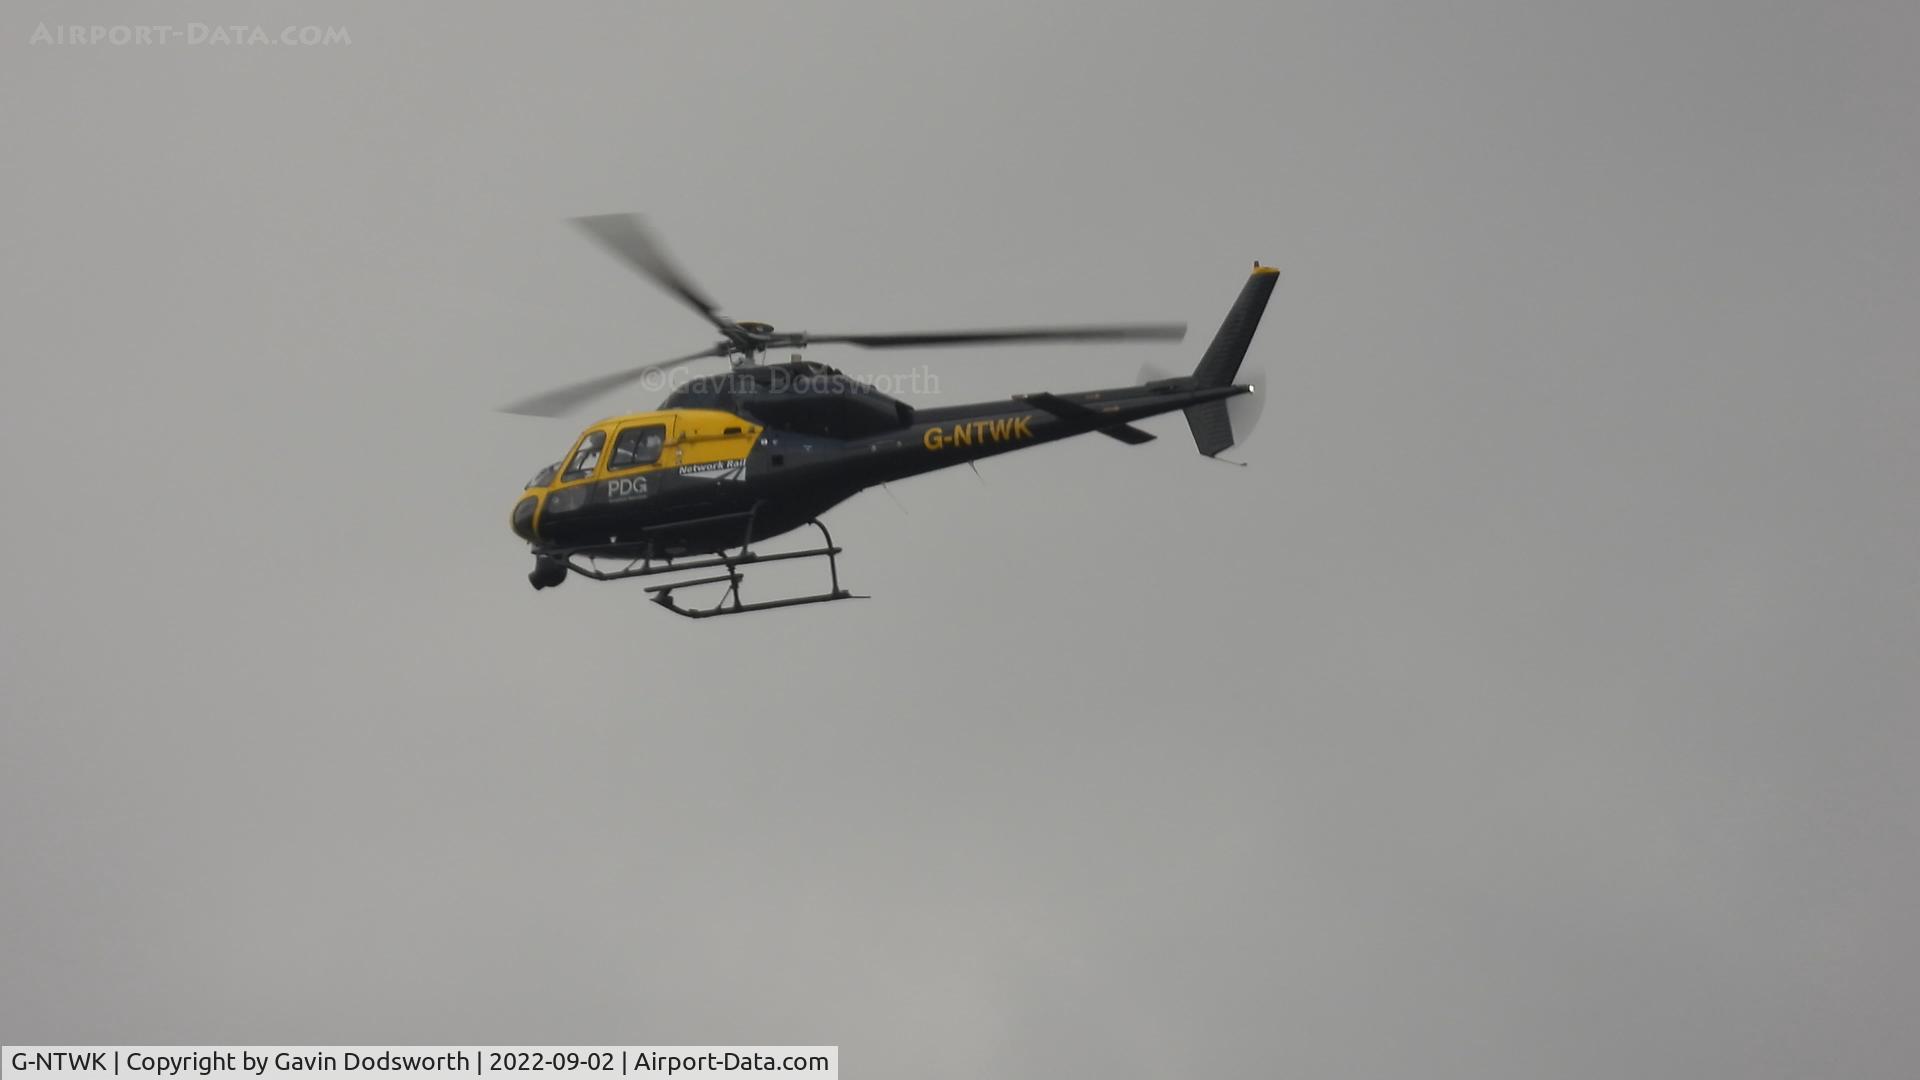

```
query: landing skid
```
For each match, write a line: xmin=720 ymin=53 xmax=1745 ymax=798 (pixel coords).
xmin=552 ymin=509 xmax=863 ymax=619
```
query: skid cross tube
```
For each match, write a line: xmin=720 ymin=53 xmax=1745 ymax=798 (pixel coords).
xmin=644 ymin=519 xmax=862 ymax=619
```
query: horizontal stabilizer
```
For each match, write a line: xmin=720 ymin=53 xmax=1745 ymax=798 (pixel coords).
xmin=1022 ymin=391 xmax=1157 ymax=446
xmin=1097 ymin=423 xmax=1157 ymax=445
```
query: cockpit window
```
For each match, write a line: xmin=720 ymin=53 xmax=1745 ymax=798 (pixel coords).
xmin=609 ymin=424 xmax=667 ymax=470
xmin=524 ymin=463 xmax=558 ymax=490
xmin=560 ymin=431 xmax=606 ymax=482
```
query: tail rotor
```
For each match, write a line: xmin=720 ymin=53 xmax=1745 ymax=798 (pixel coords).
xmin=1225 ymin=364 xmax=1267 ymax=446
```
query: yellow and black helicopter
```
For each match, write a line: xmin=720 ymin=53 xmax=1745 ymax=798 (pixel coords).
xmin=504 ymin=215 xmax=1274 ymax=617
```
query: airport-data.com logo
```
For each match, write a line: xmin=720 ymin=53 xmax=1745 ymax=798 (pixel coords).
xmin=30 ymin=23 xmax=352 ymax=47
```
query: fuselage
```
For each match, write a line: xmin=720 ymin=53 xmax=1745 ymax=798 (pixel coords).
xmin=510 ymin=366 xmax=1245 ymax=560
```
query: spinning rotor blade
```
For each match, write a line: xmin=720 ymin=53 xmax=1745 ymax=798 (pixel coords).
xmin=805 ymin=323 xmax=1186 ymax=349
xmin=1226 ymin=365 xmax=1268 ymax=444
xmin=570 ymin=214 xmax=743 ymax=341
xmin=1137 ymin=359 xmax=1177 ymax=384
xmin=518 ymin=216 xmax=1192 ymax=419
xmin=499 ymin=345 xmax=725 ymax=418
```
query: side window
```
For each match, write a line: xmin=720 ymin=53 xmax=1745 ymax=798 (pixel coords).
xmin=609 ymin=424 xmax=667 ymax=471
xmin=561 ymin=431 xmax=606 ymax=482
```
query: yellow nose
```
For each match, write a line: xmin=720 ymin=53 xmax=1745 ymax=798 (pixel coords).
xmin=510 ymin=494 xmax=539 ymax=541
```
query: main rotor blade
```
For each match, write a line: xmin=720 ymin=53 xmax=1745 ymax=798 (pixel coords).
xmin=570 ymin=214 xmax=742 ymax=340
xmin=498 ymin=345 xmax=724 ymax=418
xmin=804 ymin=323 xmax=1187 ymax=349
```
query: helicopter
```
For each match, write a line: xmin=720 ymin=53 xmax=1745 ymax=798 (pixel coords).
xmin=503 ymin=214 xmax=1275 ymax=617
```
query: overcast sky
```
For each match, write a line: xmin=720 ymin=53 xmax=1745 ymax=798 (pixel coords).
xmin=3 ymin=2 xmax=1916 ymax=1076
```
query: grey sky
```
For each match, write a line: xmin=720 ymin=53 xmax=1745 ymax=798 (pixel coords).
xmin=3 ymin=1 xmax=1916 ymax=1076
